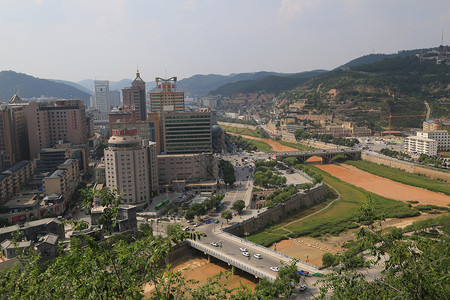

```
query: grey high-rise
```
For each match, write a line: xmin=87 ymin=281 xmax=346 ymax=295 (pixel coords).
xmin=122 ymin=71 xmax=146 ymax=121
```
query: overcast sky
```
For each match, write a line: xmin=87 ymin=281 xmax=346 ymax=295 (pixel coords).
xmin=1 ymin=0 xmax=449 ymax=82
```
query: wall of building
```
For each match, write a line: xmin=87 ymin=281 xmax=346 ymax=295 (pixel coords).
xmin=361 ymin=152 xmax=450 ymax=182
xmin=223 ymin=183 xmax=328 ymax=237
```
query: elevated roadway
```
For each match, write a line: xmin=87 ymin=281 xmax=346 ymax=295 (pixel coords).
xmin=187 ymin=220 xmax=320 ymax=282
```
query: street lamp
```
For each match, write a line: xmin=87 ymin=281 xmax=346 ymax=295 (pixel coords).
xmin=244 ymin=232 xmax=249 ymax=241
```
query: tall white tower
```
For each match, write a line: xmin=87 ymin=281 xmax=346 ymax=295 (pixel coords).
xmin=104 ymin=131 xmax=152 ymax=206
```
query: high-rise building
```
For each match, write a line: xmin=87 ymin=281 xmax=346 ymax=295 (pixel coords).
xmin=122 ymin=71 xmax=146 ymax=120
xmin=109 ymin=90 xmax=121 ymax=108
xmin=104 ymin=131 xmax=158 ymax=205
xmin=161 ymin=110 xmax=212 ymax=154
xmin=0 ymin=95 xmax=30 ymax=171
xmin=94 ymin=80 xmax=110 ymax=116
xmin=149 ymin=77 xmax=184 ymax=113
xmin=24 ymin=100 xmax=88 ymax=159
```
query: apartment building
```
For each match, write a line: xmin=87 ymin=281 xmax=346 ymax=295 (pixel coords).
xmin=0 ymin=95 xmax=30 ymax=171
xmin=404 ymin=136 xmax=438 ymax=156
xmin=416 ymin=130 xmax=450 ymax=152
xmin=24 ymin=100 xmax=88 ymax=159
xmin=0 ymin=160 xmax=36 ymax=205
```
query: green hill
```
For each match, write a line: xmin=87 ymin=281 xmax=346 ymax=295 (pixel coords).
xmin=175 ymin=72 xmax=280 ymax=96
xmin=0 ymin=71 xmax=91 ymax=105
xmin=209 ymin=70 xmax=327 ymax=96
xmin=275 ymin=55 xmax=449 ymax=131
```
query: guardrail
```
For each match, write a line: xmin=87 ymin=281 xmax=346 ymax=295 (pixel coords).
xmin=216 ymin=230 xmax=319 ymax=271
xmin=187 ymin=240 xmax=277 ymax=282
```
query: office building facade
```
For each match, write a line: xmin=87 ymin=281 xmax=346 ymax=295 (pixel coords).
xmin=122 ymin=71 xmax=146 ymax=121
xmin=149 ymin=77 xmax=184 ymax=113
xmin=94 ymin=80 xmax=110 ymax=115
xmin=161 ymin=111 xmax=212 ymax=154
xmin=104 ymin=132 xmax=156 ymax=205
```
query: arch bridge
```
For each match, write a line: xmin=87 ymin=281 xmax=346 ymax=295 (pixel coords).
xmin=275 ymin=149 xmax=361 ymax=164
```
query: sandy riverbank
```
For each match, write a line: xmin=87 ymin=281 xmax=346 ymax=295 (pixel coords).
xmin=317 ymin=164 xmax=450 ymax=206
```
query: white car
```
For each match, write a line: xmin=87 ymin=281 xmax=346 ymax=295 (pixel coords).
xmin=194 ymin=223 xmax=200 ymax=227
xmin=253 ymin=254 xmax=262 ymax=259
xmin=242 ymin=252 xmax=249 ymax=257
xmin=211 ymin=242 xmax=219 ymax=247
xmin=270 ymin=267 xmax=280 ymax=272
xmin=299 ymin=285 xmax=307 ymax=292
xmin=239 ymin=247 xmax=248 ymax=252
xmin=182 ymin=227 xmax=189 ymax=231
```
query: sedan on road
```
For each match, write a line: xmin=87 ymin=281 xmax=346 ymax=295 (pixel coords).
xmin=242 ymin=252 xmax=250 ymax=257
xmin=239 ymin=247 xmax=248 ymax=252
xmin=253 ymin=254 xmax=262 ymax=259
xmin=211 ymin=242 xmax=219 ymax=247
xmin=270 ymin=267 xmax=280 ymax=272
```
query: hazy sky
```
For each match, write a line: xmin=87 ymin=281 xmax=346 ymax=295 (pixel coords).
xmin=1 ymin=0 xmax=449 ymax=82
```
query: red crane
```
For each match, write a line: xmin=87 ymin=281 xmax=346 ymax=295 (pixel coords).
xmin=381 ymin=114 xmax=426 ymax=136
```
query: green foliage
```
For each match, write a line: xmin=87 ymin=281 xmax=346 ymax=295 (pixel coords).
xmin=221 ymin=210 xmax=233 ymax=222
xmin=380 ymin=148 xmax=411 ymax=159
xmin=210 ymin=71 xmax=325 ymax=96
xmin=294 ymin=129 xmax=360 ymax=147
xmin=219 ymin=159 xmax=236 ymax=186
xmin=318 ymin=210 xmax=450 ymax=299
xmin=322 ymin=252 xmax=339 ymax=267
xmin=253 ymin=161 xmax=286 ymax=188
xmin=231 ymin=200 xmax=246 ymax=214
xmin=264 ymin=185 xmax=298 ymax=208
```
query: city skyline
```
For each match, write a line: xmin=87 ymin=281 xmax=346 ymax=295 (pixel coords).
xmin=0 ymin=0 xmax=449 ymax=82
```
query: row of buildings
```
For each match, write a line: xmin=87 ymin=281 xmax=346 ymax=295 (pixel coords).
xmin=0 ymin=71 xmax=224 ymax=223
xmin=96 ymin=73 xmax=223 ymax=208
xmin=90 ymin=72 xmax=185 ymax=121
xmin=403 ymin=119 xmax=450 ymax=156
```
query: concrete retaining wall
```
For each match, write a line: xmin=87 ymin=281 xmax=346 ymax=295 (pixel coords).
xmin=362 ymin=152 xmax=450 ymax=183
xmin=224 ymin=183 xmax=329 ymax=237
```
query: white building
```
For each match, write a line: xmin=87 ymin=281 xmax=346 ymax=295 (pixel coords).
xmin=416 ymin=130 xmax=450 ymax=152
xmin=94 ymin=80 xmax=110 ymax=116
xmin=104 ymin=132 xmax=158 ymax=206
xmin=404 ymin=136 xmax=438 ymax=156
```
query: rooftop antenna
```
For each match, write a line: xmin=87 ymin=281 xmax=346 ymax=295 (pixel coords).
xmin=165 ymin=69 xmax=167 ymax=79
xmin=442 ymin=27 xmax=444 ymax=45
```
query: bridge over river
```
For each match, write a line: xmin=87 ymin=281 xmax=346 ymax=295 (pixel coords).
xmin=275 ymin=149 xmax=361 ymax=164
xmin=186 ymin=226 xmax=321 ymax=282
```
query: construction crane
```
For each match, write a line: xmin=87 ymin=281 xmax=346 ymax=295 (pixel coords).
xmin=381 ymin=114 xmax=426 ymax=136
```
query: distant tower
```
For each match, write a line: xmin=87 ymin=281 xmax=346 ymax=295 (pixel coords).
xmin=122 ymin=70 xmax=147 ymax=120
xmin=94 ymin=80 xmax=110 ymax=116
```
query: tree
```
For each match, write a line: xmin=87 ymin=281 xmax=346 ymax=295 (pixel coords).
xmin=184 ymin=209 xmax=195 ymax=221
xmin=318 ymin=209 xmax=450 ymax=299
xmin=221 ymin=210 xmax=233 ymax=222
xmin=322 ymin=252 xmax=338 ymax=267
xmin=220 ymin=159 xmax=236 ymax=186
xmin=232 ymin=200 xmax=246 ymax=215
